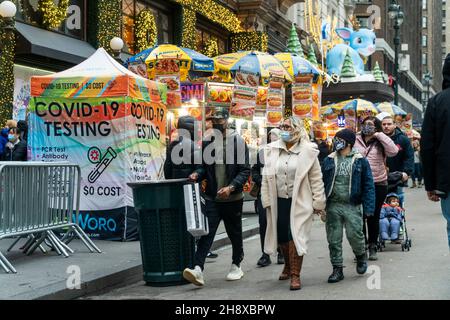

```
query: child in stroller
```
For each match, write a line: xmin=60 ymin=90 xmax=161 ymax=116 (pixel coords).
xmin=377 ymin=186 xmax=412 ymax=251
xmin=379 ymin=193 xmax=404 ymax=243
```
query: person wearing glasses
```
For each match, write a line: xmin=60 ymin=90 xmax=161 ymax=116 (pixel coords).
xmin=261 ymin=117 xmax=326 ymax=290
xmin=322 ymin=129 xmax=375 ymax=283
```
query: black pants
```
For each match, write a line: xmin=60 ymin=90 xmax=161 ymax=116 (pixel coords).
xmin=277 ymin=198 xmax=293 ymax=244
xmin=256 ymin=194 xmax=267 ymax=253
xmin=364 ymin=184 xmax=388 ymax=245
xmin=194 ymin=199 xmax=244 ymax=270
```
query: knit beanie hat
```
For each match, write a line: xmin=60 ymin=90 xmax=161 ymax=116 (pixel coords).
xmin=335 ymin=128 xmax=356 ymax=146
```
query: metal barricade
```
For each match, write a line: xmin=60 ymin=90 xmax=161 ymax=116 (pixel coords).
xmin=0 ymin=162 xmax=101 ymax=274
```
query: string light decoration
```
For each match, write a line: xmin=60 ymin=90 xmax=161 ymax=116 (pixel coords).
xmin=0 ymin=24 xmax=15 ymax=123
xmin=202 ymin=39 xmax=218 ymax=57
xmin=173 ymin=0 xmax=243 ymax=33
xmin=96 ymin=0 xmax=121 ymax=54
xmin=181 ymin=7 xmax=196 ymax=49
xmin=38 ymin=0 xmax=70 ymax=29
xmin=231 ymin=32 xmax=268 ymax=52
xmin=135 ymin=9 xmax=157 ymax=52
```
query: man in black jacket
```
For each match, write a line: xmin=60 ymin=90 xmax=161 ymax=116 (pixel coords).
xmin=421 ymin=54 xmax=450 ymax=249
xmin=380 ymin=115 xmax=414 ymax=206
xmin=183 ymin=108 xmax=250 ymax=286
xmin=3 ymin=127 xmax=27 ymax=161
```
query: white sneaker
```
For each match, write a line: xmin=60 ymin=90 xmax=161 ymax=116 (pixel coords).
xmin=226 ymin=264 xmax=244 ymax=281
xmin=183 ymin=266 xmax=204 ymax=286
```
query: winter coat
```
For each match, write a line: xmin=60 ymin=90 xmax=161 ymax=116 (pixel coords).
xmin=164 ymin=136 xmax=199 ymax=179
xmin=194 ymin=130 xmax=250 ymax=198
xmin=421 ymin=55 xmax=450 ymax=192
xmin=0 ymin=128 xmax=8 ymax=157
xmin=2 ymin=139 xmax=27 ymax=161
xmin=164 ymin=116 xmax=200 ymax=179
xmin=386 ymin=128 xmax=414 ymax=177
xmin=355 ymin=132 xmax=399 ymax=184
xmin=380 ymin=205 xmax=404 ymax=221
xmin=322 ymin=150 xmax=375 ymax=215
xmin=261 ymin=139 xmax=326 ymax=256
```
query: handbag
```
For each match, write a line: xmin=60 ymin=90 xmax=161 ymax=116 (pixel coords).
xmin=183 ymin=182 xmax=209 ymax=237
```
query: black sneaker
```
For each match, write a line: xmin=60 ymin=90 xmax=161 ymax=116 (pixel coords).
xmin=206 ymin=251 xmax=218 ymax=259
xmin=257 ymin=254 xmax=271 ymax=267
xmin=356 ymin=254 xmax=368 ymax=274
xmin=328 ymin=266 xmax=344 ymax=283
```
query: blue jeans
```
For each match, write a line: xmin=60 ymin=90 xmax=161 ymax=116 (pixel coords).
xmin=396 ymin=186 xmax=405 ymax=208
xmin=441 ymin=196 xmax=450 ymax=249
xmin=379 ymin=217 xmax=401 ymax=240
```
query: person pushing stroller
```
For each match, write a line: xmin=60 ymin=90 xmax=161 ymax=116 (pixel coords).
xmin=379 ymin=193 xmax=404 ymax=244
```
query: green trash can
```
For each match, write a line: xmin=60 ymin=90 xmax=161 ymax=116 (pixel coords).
xmin=128 ymin=178 xmax=195 ymax=286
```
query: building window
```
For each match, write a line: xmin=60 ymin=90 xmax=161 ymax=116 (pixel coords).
xmin=195 ymin=18 xmax=229 ymax=55
xmin=422 ymin=53 xmax=427 ymax=65
xmin=16 ymin=0 xmax=86 ymax=40
xmin=422 ymin=16 xmax=427 ymax=28
xmin=423 ymin=0 xmax=427 ymax=10
xmin=122 ymin=0 xmax=173 ymax=54
xmin=357 ymin=17 xmax=370 ymax=28
xmin=422 ymin=35 xmax=427 ymax=47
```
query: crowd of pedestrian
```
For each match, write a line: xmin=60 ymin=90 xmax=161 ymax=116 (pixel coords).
xmin=163 ymin=58 xmax=450 ymax=290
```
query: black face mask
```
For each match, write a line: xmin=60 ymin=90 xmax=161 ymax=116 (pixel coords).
xmin=212 ymin=123 xmax=226 ymax=132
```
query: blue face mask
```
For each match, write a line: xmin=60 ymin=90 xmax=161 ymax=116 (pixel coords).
xmin=7 ymin=134 xmax=16 ymax=142
xmin=333 ymin=140 xmax=347 ymax=152
xmin=280 ymin=131 xmax=292 ymax=142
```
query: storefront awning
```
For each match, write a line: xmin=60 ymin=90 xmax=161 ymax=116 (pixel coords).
xmin=15 ymin=22 xmax=96 ymax=65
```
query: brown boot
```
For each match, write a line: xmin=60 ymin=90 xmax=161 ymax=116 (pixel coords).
xmin=278 ymin=243 xmax=290 ymax=280
xmin=289 ymin=241 xmax=303 ymax=290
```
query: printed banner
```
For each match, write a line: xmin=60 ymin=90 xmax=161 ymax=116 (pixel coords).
xmin=292 ymin=75 xmax=313 ymax=119
xmin=206 ymin=82 xmax=233 ymax=118
xmin=265 ymin=77 xmax=285 ymax=127
xmin=181 ymin=82 xmax=205 ymax=103
xmin=231 ymin=71 xmax=259 ymax=120
xmin=28 ymin=96 xmax=167 ymax=239
xmin=128 ymin=63 xmax=149 ymax=79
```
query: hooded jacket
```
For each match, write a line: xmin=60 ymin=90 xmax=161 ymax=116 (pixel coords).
xmin=421 ymin=54 xmax=450 ymax=193
xmin=386 ymin=127 xmax=414 ymax=177
xmin=163 ymin=116 xmax=199 ymax=179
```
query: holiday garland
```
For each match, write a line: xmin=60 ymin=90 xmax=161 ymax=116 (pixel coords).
xmin=95 ymin=0 xmax=122 ymax=53
xmin=173 ymin=0 xmax=243 ymax=33
xmin=0 ymin=23 xmax=15 ymax=123
xmin=135 ymin=9 xmax=157 ymax=52
xmin=181 ymin=7 xmax=196 ymax=49
xmin=38 ymin=0 xmax=70 ymax=29
xmin=231 ymin=32 xmax=268 ymax=52
xmin=202 ymin=39 xmax=218 ymax=57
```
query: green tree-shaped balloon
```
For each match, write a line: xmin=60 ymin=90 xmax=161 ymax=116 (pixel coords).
xmin=286 ymin=24 xmax=304 ymax=57
xmin=307 ymin=44 xmax=318 ymax=66
xmin=341 ymin=50 xmax=356 ymax=78
xmin=372 ymin=61 xmax=384 ymax=82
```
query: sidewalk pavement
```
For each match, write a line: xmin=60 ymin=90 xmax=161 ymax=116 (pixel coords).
xmin=88 ymin=188 xmax=450 ymax=300
xmin=0 ymin=201 xmax=259 ymax=300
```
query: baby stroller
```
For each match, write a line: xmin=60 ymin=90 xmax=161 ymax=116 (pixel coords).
xmin=377 ymin=173 xmax=412 ymax=252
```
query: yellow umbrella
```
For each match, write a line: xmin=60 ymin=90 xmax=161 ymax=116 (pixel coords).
xmin=214 ymin=51 xmax=293 ymax=85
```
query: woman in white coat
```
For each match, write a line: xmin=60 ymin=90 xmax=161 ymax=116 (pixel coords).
xmin=261 ymin=117 xmax=327 ymax=290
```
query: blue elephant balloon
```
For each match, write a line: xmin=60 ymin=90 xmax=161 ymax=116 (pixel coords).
xmin=326 ymin=27 xmax=376 ymax=76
